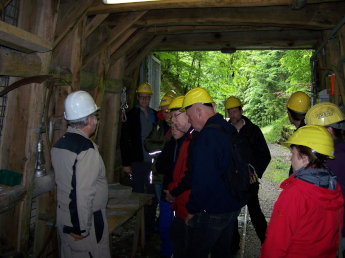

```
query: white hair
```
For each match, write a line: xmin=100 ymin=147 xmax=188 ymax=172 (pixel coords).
xmin=68 ymin=113 xmax=97 ymax=129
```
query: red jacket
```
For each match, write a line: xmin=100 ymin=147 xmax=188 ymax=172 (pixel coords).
xmin=168 ymin=133 xmax=193 ymax=220
xmin=261 ymin=172 xmax=344 ymax=258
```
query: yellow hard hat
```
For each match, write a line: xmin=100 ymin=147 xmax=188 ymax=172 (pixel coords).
xmin=225 ymin=96 xmax=243 ymax=110
xmin=287 ymin=91 xmax=310 ymax=114
xmin=305 ymin=102 xmax=345 ymax=129
xmin=159 ymin=95 xmax=174 ymax=107
xmin=164 ymin=90 xmax=177 ymax=98
xmin=283 ymin=125 xmax=334 ymax=159
xmin=166 ymin=96 xmax=184 ymax=112
xmin=180 ymin=87 xmax=214 ymax=112
xmin=136 ymin=82 xmax=153 ymax=95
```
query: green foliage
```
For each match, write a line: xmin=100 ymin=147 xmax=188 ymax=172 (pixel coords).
xmin=261 ymin=114 xmax=290 ymax=143
xmin=264 ymin=157 xmax=290 ymax=183
xmin=280 ymin=50 xmax=312 ymax=84
xmin=153 ymin=49 xmax=312 ymax=125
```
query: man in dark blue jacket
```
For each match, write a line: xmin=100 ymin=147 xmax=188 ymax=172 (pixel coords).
xmin=182 ymin=87 xmax=246 ymax=258
xmin=120 ymin=82 xmax=158 ymax=229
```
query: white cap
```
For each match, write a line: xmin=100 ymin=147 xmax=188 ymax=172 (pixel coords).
xmin=64 ymin=91 xmax=99 ymax=121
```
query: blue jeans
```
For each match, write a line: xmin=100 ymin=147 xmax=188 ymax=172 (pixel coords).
xmin=159 ymin=200 xmax=174 ymax=257
xmin=187 ymin=209 xmax=241 ymax=258
xmin=155 ymin=184 xmax=163 ymax=203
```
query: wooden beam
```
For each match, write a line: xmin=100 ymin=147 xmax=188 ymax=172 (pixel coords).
xmin=88 ymin=0 xmax=343 ymax=15
xmin=125 ymin=35 xmax=153 ymax=64
xmin=154 ymin=29 xmax=322 ymax=51
xmin=82 ymin=11 xmax=146 ymax=69
xmin=146 ymin=25 xmax=287 ymax=35
xmin=83 ymin=13 xmax=110 ymax=40
xmin=0 ymin=20 xmax=51 ymax=53
xmin=70 ymin=17 xmax=86 ymax=91
xmin=109 ymin=28 xmax=148 ymax=68
xmin=53 ymin=0 xmax=94 ymax=49
xmin=10 ymin=1 xmax=60 ymax=255
xmin=125 ymin=35 xmax=164 ymax=76
xmin=108 ymin=28 xmax=137 ymax=56
xmin=0 ymin=185 xmax=26 ymax=214
xmin=51 ymin=67 xmax=123 ymax=93
xmin=104 ymin=2 xmax=345 ymax=30
xmin=98 ymin=55 xmax=125 ymax=183
xmin=0 ymin=49 xmax=42 ymax=77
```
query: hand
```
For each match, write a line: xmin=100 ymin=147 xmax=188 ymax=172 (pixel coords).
xmin=123 ymin=166 xmax=132 ymax=175
xmin=185 ymin=213 xmax=194 ymax=226
xmin=70 ymin=233 xmax=87 ymax=241
xmin=163 ymin=190 xmax=176 ymax=203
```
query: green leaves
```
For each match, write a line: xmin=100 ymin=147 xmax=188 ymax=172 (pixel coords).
xmin=153 ymin=49 xmax=311 ymax=126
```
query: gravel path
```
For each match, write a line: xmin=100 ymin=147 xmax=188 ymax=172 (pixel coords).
xmin=112 ymin=143 xmax=291 ymax=258
xmin=234 ymin=143 xmax=290 ymax=258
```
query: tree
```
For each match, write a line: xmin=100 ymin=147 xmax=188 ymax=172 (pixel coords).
xmin=153 ymin=49 xmax=311 ymax=126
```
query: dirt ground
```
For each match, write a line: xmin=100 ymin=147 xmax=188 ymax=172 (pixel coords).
xmin=111 ymin=143 xmax=290 ymax=258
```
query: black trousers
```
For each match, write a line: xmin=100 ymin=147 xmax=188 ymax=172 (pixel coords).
xmin=130 ymin=162 xmax=158 ymax=227
xmin=232 ymin=194 xmax=267 ymax=245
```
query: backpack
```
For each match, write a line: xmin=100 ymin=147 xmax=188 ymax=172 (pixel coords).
xmin=205 ymin=124 xmax=259 ymax=202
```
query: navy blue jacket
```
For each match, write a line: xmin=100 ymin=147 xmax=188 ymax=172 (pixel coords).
xmin=186 ymin=114 xmax=246 ymax=214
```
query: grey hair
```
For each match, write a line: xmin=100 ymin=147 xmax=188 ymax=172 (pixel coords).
xmin=68 ymin=113 xmax=97 ymax=129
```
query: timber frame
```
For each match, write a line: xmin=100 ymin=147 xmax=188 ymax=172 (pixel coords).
xmin=0 ymin=0 xmax=344 ymax=256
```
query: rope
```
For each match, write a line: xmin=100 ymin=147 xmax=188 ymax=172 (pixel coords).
xmin=120 ymin=87 xmax=128 ymax=122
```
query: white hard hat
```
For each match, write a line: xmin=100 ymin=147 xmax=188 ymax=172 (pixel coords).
xmin=64 ymin=91 xmax=99 ymax=121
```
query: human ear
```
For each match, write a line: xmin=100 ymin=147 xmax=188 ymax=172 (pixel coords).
xmin=301 ymin=154 xmax=309 ymax=165
xmin=196 ymin=108 xmax=201 ymax=118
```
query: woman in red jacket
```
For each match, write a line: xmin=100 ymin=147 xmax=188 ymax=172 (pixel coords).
xmin=261 ymin=125 xmax=344 ymax=258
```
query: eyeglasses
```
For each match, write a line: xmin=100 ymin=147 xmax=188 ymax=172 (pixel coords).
xmin=172 ymin=112 xmax=184 ymax=119
xmin=138 ymin=96 xmax=150 ymax=100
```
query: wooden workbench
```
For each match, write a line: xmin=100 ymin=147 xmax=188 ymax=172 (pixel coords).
xmin=106 ymin=193 xmax=154 ymax=258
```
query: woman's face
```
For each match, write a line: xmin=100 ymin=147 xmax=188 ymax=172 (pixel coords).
xmin=290 ymin=146 xmax=309 ymax=173
xmin=171 ymin=124 xmax=184 ymax=140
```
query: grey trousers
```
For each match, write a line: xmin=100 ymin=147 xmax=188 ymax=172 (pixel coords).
xmin=57 ymin=204 xmax=110 ymax=258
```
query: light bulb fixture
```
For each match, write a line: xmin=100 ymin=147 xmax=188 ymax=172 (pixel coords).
xmin=103 ymin=0 xmax=160 ymax=4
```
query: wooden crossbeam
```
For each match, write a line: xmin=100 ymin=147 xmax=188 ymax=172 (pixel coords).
xmin=88 ymin=0 xmax=342 ymax=15
xmin=0 ymin=20 xmax=51 ymax=53
xmin=125 ymin=35 xmax=164 ymax=76
xmin=147 ymin=25 xmax=288 ymax=35
xmin=154 ymin=29 xmax=322 ymax=51
xmin=83 ymin=13 xmax=110 ymax=40
xmin=104 ymin=2 xmax=345 ymax=30
xmin=82 ymin=11 xmax=146 ymax=69
xmin=109 ymin=27 xmax=148 ymax=68
xmin=53 ymin=0 xmax=94 ymax=49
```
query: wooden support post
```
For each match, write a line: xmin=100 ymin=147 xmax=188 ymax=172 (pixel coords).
xmin=338 ymin=26 xmax=345 ymax=76
xmin=97 ymin=56 xmax=125 ymax=183
xmin=1 ymin=0 xmax=60 ymax=255
xmin=70 ymin=16 xmax=86 ymax=91
xmin=322 ymin=30 xmax=341 ymax=104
